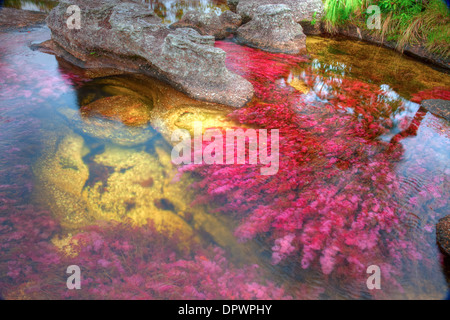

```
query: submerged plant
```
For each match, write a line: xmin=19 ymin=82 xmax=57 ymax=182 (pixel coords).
xmin=176 ymin=40 xmax=450 ymax=297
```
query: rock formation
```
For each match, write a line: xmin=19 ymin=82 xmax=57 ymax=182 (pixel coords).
xmin=236 ymin=4 xmax=307 ymax=54
xmin=422 ymin=99 xmax=450 ymax=122
xmin=437 ymin=215 xmax=450 ymax=256
xmin=170 ymin=10 xmax=242 ymax=39
xmin=236 ymin=0 xmax=324 ymax=23
xmin=45 ymin=0 xmax=253 ymax=108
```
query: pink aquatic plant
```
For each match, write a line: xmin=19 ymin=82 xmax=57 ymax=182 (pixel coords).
xmin=410 ymin=87 xmax=450 ymax=103
xmin=0 ymin=31 xmax=294 ymax=300
xmin=14 ymin=222 xmax=292 ymax=300
xmin=178 ymin=40 xmax=448 ymax=296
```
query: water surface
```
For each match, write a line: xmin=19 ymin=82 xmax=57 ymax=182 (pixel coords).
xmin=0 ymin=8 xmax=449 ymax=300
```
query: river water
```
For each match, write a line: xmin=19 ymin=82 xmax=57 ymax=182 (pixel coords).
xmin=0 ymin=2 xmax=449 ymax=300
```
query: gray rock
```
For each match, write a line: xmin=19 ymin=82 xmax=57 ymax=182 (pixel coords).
xmin=236 ymin=0 xmax=324 ymax=22
xmin=46 ymin=0 xmax=253 ymax=108
xmin=170 ymin=10 xmax=242 ymax=39
xmin=422 ymin=99 xmax=450 ymax=122
xmin=236 ymin=4 xmax=306 ymax=54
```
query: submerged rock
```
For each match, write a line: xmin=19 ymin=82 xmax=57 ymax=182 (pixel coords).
xmin=74 ymin=73 xmax=239 ymax=145
xmin=33 ymin=131 xmax=93 ymax=230
xmin=80 ymin=95 xmax=152 ymax=127
xmin=437 ymin=215 xmax=450 ymax=256
xmin=236 ymin=0 xmax=324 ymax=23
xmin=33 ymin=133 xmax=257 ymax=260
xmin=83 ymin=145 xmax=195 ymax=238
xmin=57 ymin=73 xmax=239 ymax=147
xmin=45 ymin=0 xmax=253 ymax=108
xmin=59 ymin=107 xmax=156 ymax=147
xmin=170 ymin=10 xmax=242 ymax=39
xmin=236 ymin=4 xmax=306 ymax=54
xmin=150 ymin=102 xmax=237 ymax=143
xmin=422 ymin=99 xmax=450 ymax=122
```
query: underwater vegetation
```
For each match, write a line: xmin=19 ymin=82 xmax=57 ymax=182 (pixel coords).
xmin=0 ymin=103 xmax=290 ymax=300
xmin=0 ymin=28 xmax=291 ymax=300
xmin=1 ymin=25 xmax=450 ymax=299
xmin=178 ymin=39 xmax=450 ymax=297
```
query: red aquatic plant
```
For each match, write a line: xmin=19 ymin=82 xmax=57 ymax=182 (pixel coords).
xmin=179 ymin=40 xmax=447 ymax=296
xmin=410 ymin=87 xmax=450 ymax=103
xmin=19 ymin=222 xmax=292 ymax=300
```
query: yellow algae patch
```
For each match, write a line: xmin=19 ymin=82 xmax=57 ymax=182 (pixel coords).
xmin=51 ymin=234 xmax=79 ymax=258
xmin=150 ymin=103 xmax=240 ymax=143
xmin=80 ymin=95 xmax=153 ymax=127
xmin=287 ymin=76 xmax=310 ymax=94
xmin=81 ymin=146 xmax=194 ymax=238
xmin=306 ymin=36 xmax=450 ymax=98
xmin=33 ymin=73 xmax=264 ymax=263
xmin=33 ymin=131 xmax=93 ymax=230
xmin=75 ymin=74 xmax=241 ymax=144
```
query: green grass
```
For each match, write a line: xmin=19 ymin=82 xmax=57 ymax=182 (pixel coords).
xmin=323 ymin=0 xmax=364 ymax=31
xmin=322 ymin=0 xmax=450 ymax=58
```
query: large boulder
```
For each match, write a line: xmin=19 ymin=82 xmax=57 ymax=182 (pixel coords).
xmin=170 ymin=10 xmax=242 ymax=39
xmin=45 ymin=0 xmax=253 ymax=108
xmin=236 ymin=0 xmax=324 ymax=23
xmin=422 ymin=99 xmax=450 ymax=122
xmin=437 ymin=215 xmax=450 ymax=256
xmin=236 ymin=4 xmax=306 ymax=54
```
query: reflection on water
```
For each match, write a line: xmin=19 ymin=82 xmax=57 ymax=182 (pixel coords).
xmin=1 ymin=0 xmax=58 ymax=12
xmin=213 ymin=37 xmax=450 ymax=299
xmin=138 ymin=0 xmax=228 ymax=23
xmin=0 ymin=22 xmax=450 ymax=299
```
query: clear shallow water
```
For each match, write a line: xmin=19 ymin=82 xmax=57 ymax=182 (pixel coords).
xmin=0 ymin=16 xmax=450 ymax=299
xmin=138 ymin=0 xmax=228 ymax=24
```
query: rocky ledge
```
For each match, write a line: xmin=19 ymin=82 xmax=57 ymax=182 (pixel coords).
xmin=234 ymin=0 xmax=324 ymax=23
xmin=45 ymin=0 xmax=253 ymax=108
xmin=422 ymin=99 xmax=450 ymax=122
xmin=170 ymin=10 xmax=242 ymax=39
xmin=437 ymin=215 xmax=450 ymax=256
xmin=236 ymin=4 xmax=306 ymax=54
xmin=0 ymin=7 xmax=47 ymax=31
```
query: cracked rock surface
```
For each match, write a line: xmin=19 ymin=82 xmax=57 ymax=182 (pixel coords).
xmin=46 ymin=0 xmax=253 ymax=108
